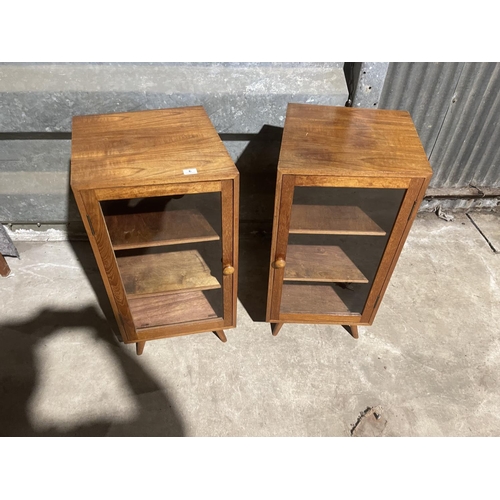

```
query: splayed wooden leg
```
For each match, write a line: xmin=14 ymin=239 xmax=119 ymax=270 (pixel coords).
xmin=136 ymin=341 xmax=146 ymax=355
xmin=0 ymin=254 xmax=10 ymax=277
xmin=271 ymin=322 xmax=283 ymax=336
xmin=343 ymin=325 xmax=359 ymax=339
xmin=214 ymin=330 xmax=227 ymax=343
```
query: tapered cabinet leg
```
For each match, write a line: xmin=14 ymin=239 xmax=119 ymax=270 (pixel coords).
xmin=0 ymin=254 xmax=11 ymax=277
xmin=271 ymin=322 xmax=284 ymax=336
xmin=136 ymin=341 xmax=146 ymax=355
xmin=214 ymin=330 xmax=227 ymax=343
xmin=343 ymin=325 xmax=359 ymax=339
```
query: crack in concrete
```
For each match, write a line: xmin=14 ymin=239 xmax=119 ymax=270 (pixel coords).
xmin=350 ymin=406 xmax=374 ymax=436
xmin=350 ymin=405 xmax=387 ymax=437
xmin=466 ymin=213 xmax=498 ymax=253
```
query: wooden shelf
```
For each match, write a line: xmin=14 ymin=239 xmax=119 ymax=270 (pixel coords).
xmin=105 ymin=209 xmax=220 ymax=250
xmin=117 ymin=249 xmax=221 ymax=297
xmin=280 ymin=283 xmax=359 ymax=316
xmin=129 ymin=290 xmax=221 ymax=329
xmin=284 ymin=245 xmax=368 ymax=283
xmin=289 ymin=205 xmax=386 ymax=236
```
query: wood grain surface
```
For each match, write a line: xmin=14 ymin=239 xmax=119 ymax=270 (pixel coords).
xmin=284 ymin=244 xmax=368 ymax=283
xmin=77 ymin=189 xmax=138 ymax=342
xmin=105 ymin=209 xmax=220 ymax=250
xmin=0 ymin=254 xmax=11 ymax=277
xmin=71 ymin=106 xmax=238 ymax=189
xmin=117 ymin=249 xmax=221 ymax=297
xmin=221 ymin=179 xmax=238 ymax=327
xmin=278 ymin=104 xmax=433 ymax=178
xmin=267 ymin=174 xmax=296 ymax=320
xmin=280 ymin=283 xmax=352 ymax=315
xmin=95 ymin=180 xmax=222 ymax=202
xmin=135 ymin=317 xmax=225 ymax=340
xmin=128 ymin=290 xmax=220 ymax=329
xmin=289 ymin=205 xmax=386 ymax=235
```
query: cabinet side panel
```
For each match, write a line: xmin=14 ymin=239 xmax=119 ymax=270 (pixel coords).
xmin=77 ymin=189 xmax=137 ymax=341
xmin=361 ymin=177 xmax=426 ymax=323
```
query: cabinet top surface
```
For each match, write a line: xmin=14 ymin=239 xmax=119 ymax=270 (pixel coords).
xmin=279 ymin=104 xmax=433 ymax=178
xmin=70 ymin=106 xmax=238 ymax=189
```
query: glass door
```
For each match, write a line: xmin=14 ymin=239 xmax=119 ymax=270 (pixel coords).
xmin=269 ymin=175 xmax=417 ymax=323
xmin=99 ymin=191 xmax=225 ymax=331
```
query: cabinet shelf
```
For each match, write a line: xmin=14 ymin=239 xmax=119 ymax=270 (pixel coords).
xmin=117 ymin=249 xmax=221 ymax=297
xmin=284 ymin=245 xmax=368 ymax=283
xmin=129 ymin=290 xmax=221 ymax=330
xmin=105 ymin=209 xmax=220 ymax=250
xmin=281 ymin=283 xmax=360 ymax=316
xmin=289 ymin=205 xmax=386 ymax=236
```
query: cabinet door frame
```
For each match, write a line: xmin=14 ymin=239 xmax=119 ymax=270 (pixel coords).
xmin=76 ymin=178 xmax=237 ymax=343
xmin=266 ymin=173 xmax=424 ymax=324
xmin=76 ymin=188 xmax=138 ymax=342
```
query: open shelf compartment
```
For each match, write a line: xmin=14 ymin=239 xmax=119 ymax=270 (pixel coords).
xmin=289 ymin=205 xmax=386 ymax=236
xmin=105 ymin=208 xmax=220 ymax=250
xmin=116 ymin=249 xmax=221 ymax=297
xmin=129 ymin=290 xmax=221 ymax=330
xmin=280 ymin=283 xmax=360 ymax=316
xmin=284 ymin=244 xmax=368 ymax=283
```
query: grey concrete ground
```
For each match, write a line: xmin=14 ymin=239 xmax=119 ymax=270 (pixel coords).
xmin=1 ymin=212 xmax=499 ymax=436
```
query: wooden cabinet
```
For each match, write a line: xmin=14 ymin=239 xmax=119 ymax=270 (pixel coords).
xmin=266 ymin=104 xmax=432 ymax=338
xmin=70 ymin=107 xmax=239 ymax=354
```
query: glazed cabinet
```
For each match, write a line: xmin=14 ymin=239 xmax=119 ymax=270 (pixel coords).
xmin=71 ymin=107 xmax=239 ymax=354
xmin=266 ymin=104 xmax=432 ymax=338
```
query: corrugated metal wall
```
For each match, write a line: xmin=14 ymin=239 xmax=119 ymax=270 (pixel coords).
xmin=379 ymin=62 xmax=500 ymax=189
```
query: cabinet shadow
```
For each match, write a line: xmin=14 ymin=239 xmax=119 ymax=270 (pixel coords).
xmin=0 ymin=304 xmax=185 ymax=437
xmin=235 ymin=125 xmax=283 ymax=322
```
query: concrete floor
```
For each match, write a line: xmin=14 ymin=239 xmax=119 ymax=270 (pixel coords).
xmin=1 ymin=212 xmax=499 ymax=436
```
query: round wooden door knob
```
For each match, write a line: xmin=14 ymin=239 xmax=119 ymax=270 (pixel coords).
xmin=274 ymin=257 xmax=286 ymax=268
xmin=223 ymin=265 xmax=235 ymax=275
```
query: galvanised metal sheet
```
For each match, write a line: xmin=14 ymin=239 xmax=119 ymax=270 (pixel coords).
xmin=429 ymin=62 xmax=500 ymax=188
xmin=378 ymin=62 xmax=463 ymax=158
xmin=379 ymin=62 xmax=500 ymax=189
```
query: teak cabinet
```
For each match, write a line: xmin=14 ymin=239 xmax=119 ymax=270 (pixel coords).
xmin=266 ymin=104 xmax=432 ymax=338
xmin=70 ymin=107 xmax=239 ymax=355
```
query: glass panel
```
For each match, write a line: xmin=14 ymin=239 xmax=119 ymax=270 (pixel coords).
xmin=100 ymin=193 xmax=223 ymax=330
xmin=280 ymin=186 xmax=406 ymax=316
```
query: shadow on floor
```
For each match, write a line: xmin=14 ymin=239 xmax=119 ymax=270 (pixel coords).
xmin=0 ymin=305 xmax=184 ymax=436
xmin=236 ymin=125 xmax=283 ymax=322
